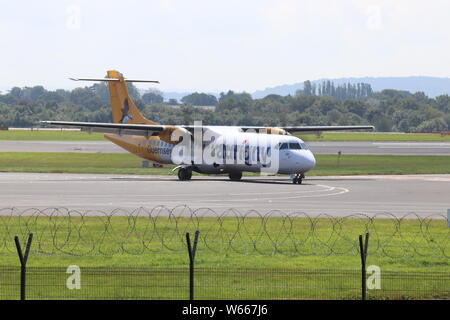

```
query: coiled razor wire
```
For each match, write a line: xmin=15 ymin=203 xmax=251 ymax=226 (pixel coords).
xmin=0 ymin=206 xmax=448 ymax=258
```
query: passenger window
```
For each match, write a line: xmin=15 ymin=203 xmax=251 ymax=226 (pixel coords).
xmin=289 ymin=142 xmax=302 ymax=150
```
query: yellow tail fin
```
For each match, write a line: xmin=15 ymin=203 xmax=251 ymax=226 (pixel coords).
xmin=106 ymin=70 xmax=157 ymax=125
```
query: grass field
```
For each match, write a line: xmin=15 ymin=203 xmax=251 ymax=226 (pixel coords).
xmin=0 ymin=152 xmax=449 ymax=176
xmin=0 ymin=216 xmax=448 ymax=299
xmin=0 ymin=130 xmax=105 ymax=141
xmin=1 ymin=130 xmax=450 ymax=141
xmin=1 ymin=216 xmax=448 ymax=271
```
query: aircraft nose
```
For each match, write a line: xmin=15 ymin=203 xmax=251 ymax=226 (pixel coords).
xmin=303 ymin=151 xmax=316 ymax=172
xmin=293 ymin=150 xmax=316 ymax=172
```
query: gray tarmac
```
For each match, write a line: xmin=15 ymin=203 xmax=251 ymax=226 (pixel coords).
xmin=0 ymin=172 xmax=449 ymax=217
xmin=1 ymin=140 xmax=450 ymax=155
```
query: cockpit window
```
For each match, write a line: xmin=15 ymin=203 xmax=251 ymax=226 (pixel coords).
xmin=278 ymin=142 xmax=309 ymax=150
xmin=289 ymin=142 xmax=302 ymax=150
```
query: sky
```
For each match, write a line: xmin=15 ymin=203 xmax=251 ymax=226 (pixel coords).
xmin=1 ymin=0 xmax=450 ymax=93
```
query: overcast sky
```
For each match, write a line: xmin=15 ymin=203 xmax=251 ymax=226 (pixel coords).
xmin=1 ymin=0 xmax=449 ymax=93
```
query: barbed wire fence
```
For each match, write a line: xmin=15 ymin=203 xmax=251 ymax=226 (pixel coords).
xmin=0 ymin=206 xmax=449 ymax=258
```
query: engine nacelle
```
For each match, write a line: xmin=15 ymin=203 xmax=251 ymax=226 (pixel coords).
xmin=159 ymin=126 xmax=191 ymax=144
xmin=265 ymin=127 xmax=288 ymax=135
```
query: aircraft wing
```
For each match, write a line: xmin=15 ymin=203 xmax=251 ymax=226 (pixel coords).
xmin=41 ymin=121 xmax=374 ymax=136
xmin=225 ymin=125 xmax=374 ymax=133
xmin=278 ymin=125 xmax=374 ymax=133
xmin=40 ymin=121 xmax=167 ymax=137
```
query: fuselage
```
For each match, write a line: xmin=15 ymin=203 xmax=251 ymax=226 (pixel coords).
xmin=105 ymin=126 xmax=316 ymax=175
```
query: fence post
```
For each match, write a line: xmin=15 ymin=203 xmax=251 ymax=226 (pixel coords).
xmin=358 ymin=232 xmax=369 ymax=301
xmin=186 ymin=230 xmax=200 ymax=300
xmin=14 ymin=233 xmax=33 ymax=301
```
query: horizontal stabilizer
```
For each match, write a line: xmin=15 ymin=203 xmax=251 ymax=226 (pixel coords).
xmin=69 ymin=77 xmax=159 ymax=83
xmin=40 ymin=121 xmax=166 ymax=137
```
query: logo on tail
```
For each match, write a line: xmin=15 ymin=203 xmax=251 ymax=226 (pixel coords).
xmin=120 ymin=98 xmax=133 ymax=123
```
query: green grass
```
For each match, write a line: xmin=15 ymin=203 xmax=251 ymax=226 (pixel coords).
xmin=0 ymin=152 xmax=174 ymax=175
xmin=1 ymin=130 xmax=450 ymax=141
xmin=299 ymin=132 xmax=450 ymax=141
xmin=0 ymin=130 xmax=105 ymax=141
xmin=0 ymin=216 xmax=448 ymax=299
xmin=0 ymin=152 xmax=449 ymax=176
xmin=1 ymin=215 xmax=448 ymax=270
xmin=0 ymin=216 xmax=448 ymax=271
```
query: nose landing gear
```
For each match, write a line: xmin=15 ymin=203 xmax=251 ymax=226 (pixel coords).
xmin=292 ymin=173 xmax=305 ymax=184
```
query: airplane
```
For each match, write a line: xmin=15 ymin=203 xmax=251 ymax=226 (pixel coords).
xmin=42 ymin=70 xmax=374 ymax=184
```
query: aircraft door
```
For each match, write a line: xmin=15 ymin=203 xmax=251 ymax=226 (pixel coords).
xmin=279 ymin=143 xmax=291 ymax=163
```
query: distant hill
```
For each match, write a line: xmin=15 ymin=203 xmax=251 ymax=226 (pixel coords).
xmin=252 ymin=76 xmax=450 ymax=99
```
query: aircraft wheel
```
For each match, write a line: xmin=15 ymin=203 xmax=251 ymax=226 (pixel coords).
xmin=292 ymin=175 xmax=303 ymax=184
xmin=229 ymin=172 xmax=242 ymax=181
xmin=178 ymin=168 xmax=192 ymax=181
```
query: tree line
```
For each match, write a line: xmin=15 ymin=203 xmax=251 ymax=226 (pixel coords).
xmin=298 ymin=80 xmax=373 ymax=100
xmin=0 ymin=81 xmax=449 ymax=133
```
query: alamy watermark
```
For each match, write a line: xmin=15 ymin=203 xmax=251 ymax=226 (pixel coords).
xmin=66 ymin=5 xmax=81 ymax=30
xmin=66 ymin=265 xmax=81 ymax=290
xmin=367 ymin=265 xmax=381 ymax=290
xmin=169 ymin=121 xmax=282 ymax=174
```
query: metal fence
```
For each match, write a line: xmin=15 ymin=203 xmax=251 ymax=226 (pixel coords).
xmin=1 ymin=207 xmax=449 ymax=300
xmin=0 ymin=206 xmax=449 ymax=258
xmin=0 ymin=266 xmax=448 ymax=300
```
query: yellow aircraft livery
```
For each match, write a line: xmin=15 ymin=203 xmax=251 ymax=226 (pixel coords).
xmin=42 ymin=70 xmax=373 ymax=183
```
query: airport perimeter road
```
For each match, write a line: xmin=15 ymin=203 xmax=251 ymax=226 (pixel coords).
xmin=0 ymin=173 xmax=449 ymax=217
xmin=1 ymin=140 xmax=450 ymax=155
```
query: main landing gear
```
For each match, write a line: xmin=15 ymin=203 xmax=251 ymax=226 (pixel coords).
xmin=177 ymin=167 xmax=192 ymax=181
xmin=292 ymin=173 xmax=305 ymax=184
xmin=228 ymin=172 xmax=242 ymax=181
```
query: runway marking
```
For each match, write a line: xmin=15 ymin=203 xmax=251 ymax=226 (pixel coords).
xmin=123 ymin=185 xmax=337 ymax=198
xmin=195 ymin=185 xmax=350 ymax=202
xmin=100 ymin=184 xmax=350 ymax=203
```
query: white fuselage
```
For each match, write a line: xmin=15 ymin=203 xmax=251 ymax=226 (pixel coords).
xmin=156 ymin=126 xmax=316 ymax=175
